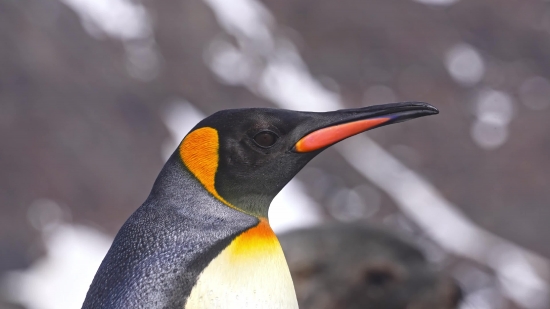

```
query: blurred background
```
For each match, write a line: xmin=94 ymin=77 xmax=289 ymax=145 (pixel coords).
xmin=1 ymin=0 xmax=550 ymax=308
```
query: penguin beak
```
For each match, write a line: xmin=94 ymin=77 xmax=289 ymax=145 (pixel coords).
xmin=294 ymin=102 xmax=438 ymax=153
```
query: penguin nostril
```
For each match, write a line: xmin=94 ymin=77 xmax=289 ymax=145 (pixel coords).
xmin=253 ymin=131 xmax=279 ymax=148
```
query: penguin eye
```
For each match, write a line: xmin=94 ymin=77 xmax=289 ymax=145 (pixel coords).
xmin=253 ymin=131 xmax=279 ymax=148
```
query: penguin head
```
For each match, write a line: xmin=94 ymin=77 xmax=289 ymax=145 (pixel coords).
xmin=178 ymin=102 xmax=438 ymax=217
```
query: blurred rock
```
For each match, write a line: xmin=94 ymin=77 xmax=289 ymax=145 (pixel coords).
xmin=280 ymin=224 xmax=462 ymax=309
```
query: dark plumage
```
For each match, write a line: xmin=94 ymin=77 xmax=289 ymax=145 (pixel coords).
xmin=83 ymin=155 xmax=257 ymax=308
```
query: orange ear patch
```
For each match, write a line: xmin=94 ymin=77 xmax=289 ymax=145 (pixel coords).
xmin=179 ymin=127 xmax=232 ymax=207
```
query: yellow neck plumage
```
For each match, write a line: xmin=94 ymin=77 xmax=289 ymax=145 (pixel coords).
xmin=185 ymin=219 xmax=298 ymax=309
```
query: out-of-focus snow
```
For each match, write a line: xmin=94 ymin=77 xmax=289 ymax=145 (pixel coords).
xmin=445 ymin=43 xmax=485 ymax=86
xmin=269 ymin=179 xmax=323 ymax=234
xmin=471 ymin=89 xmax=515 ymax=150
xmin=58 ymin=0 xmax=160 ymax=80
xmin=2 ymin=224 xmax=111 ymax=309
xmin=412 ymin=0 xmax=460 ymax=6
xmin=59 ymin=0 xmax=151 ymax=40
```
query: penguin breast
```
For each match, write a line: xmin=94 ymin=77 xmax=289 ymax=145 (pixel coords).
xmin=185 ymin=219 xmax=298 ymax=309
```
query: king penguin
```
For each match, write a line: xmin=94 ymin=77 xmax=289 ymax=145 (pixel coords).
xmin=82 ymin=102 xmax=438 ymax=309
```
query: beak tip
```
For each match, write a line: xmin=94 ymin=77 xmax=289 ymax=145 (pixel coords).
xmin=427 ymin=104 xmax=440 ymax=115
xmin=404 ymin=102 xmax=440 ymax=119
xmin=413 ymin=101 xmax=439 ymax=115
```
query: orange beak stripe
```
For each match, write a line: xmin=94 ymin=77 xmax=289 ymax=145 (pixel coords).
xmin=295 ymin=117 xmax=391 ymax=153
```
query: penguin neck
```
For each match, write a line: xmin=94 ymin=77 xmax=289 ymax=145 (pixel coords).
xmin=219 ymin=193 xmax=272 ymax=219
xmin=149 ymin=154 xmax=207 ymax=205
xmin=152 ymin=154 xmax=272 ymax=219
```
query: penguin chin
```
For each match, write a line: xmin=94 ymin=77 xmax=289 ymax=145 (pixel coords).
xmin=215 ymin=153 xmax=316 ymax=218
xmin=223 ymin=193 xmax=275 ymax=218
